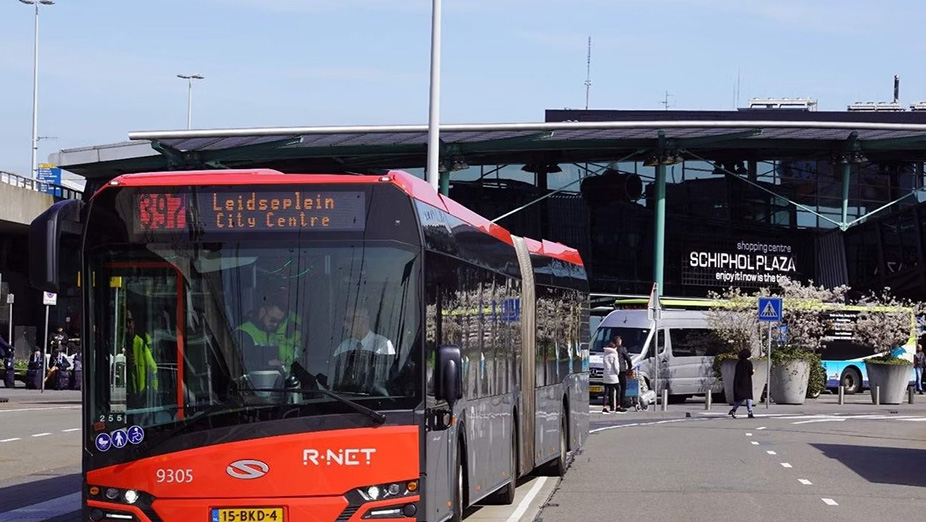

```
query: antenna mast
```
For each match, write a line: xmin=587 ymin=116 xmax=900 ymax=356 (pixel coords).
xmin=660 ymin=90 xmax=674 ymax=111
xmin=584 ymin=36 xmax=592 ymax=110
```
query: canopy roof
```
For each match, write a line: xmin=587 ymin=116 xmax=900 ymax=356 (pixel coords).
xmin=50 ymin=110 xmax=926 ymax=179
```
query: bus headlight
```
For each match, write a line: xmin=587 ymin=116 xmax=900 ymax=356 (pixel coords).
xmin=365 ymin=486 xmax=381 ymax=501
xmin=354 ymin=479 xmax=418 ymax=502
xmin=105 ymin=488 xmax=120 ymax=500
xmin=123 ymin=490 xmax=139 ymax=504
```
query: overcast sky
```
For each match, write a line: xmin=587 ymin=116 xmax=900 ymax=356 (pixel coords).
xmin=1 ymin=0 xmax=924 ymax=176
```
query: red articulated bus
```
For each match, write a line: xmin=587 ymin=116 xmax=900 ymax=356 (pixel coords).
xmin=29 ymin=169 xmax=589 ymax=522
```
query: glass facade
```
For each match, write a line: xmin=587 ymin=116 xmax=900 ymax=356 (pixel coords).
xmin=444 ymin=158 xmax=926 ymax=299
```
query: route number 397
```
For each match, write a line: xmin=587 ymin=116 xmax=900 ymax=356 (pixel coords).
xmin=156 ymin=468 xmax=193 ymax=483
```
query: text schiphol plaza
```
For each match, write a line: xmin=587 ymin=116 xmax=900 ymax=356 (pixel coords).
xmin=689 ymin=241 xmax=797 ymax=284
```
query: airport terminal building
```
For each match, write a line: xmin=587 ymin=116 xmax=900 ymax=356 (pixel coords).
xmin=46 ymin=105 xmax=926 ymax=302
xmin=5 ymin=102 xmax=926 ymax=349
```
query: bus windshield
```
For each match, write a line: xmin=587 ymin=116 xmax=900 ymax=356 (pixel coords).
xmin=86 ymin=241 xmax=421 ymax=441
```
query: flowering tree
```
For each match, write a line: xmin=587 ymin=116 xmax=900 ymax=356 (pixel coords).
xmin=704 ymin=287 xmax=763 ymax=356
xmin=853 ymin=287 xmax=920 ymax=358
xmin=777 ymin=278 xmax=849 ymax=353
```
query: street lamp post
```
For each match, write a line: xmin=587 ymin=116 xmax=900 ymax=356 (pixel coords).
xmin=20 ymin=0 xmax=55 ymax=180
xmin=177 ymin=74 xmax=204 ymax=130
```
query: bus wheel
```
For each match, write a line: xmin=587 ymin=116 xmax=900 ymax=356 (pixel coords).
xmin=542 ymin=408 xmax=568 ymax=477
xmin=841 ymin=368 xmax=862 ymax=394
xmin=451 ymin=444 xmax=465 ymax=522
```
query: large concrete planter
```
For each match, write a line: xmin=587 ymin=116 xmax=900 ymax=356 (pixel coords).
xmin=721 ymin=358 xmax=768 ymax=405
xmin=770 ymin=359 xmax=810 ymax=405
xmin=865 ymin=361 xmax=913 ymax=405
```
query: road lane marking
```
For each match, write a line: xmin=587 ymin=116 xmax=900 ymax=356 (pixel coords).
xmin=792 ymin=418 xmax=846 ymax=425
xmin=700 ymin=412 xmax=788 ymax=417
xmin=898 ymin=418 xmax=926 ymax=422
xmin=751 ymin=441 xmax=759 ymax=445
xmin=781 ymin=463 xmax=792 ymax=468
xmin=822 ymin=498 xmax=838 ymax=506
xmin=799 ymin=479 xmax=812 ymax=485
xmin=590 ymin=418 xmax=689 ymax=433
xmin=31 ymin=433 xmax=51 ymax=437
xmin=757 ymin=427 xmax=767 ymax=430
xmin=766 ymin=451 xmax=777 ymax=455
xmin=62 ymin=428 xmax=80 ymax=432
xmin=0 ymin=406 xmax=80 ymax=414
xmin=0 ymin=491 xmax=81 ymax=522
xmin=745 ymin=433 xmax=753 ymax=436
xmin=505 ymin=477 xmax=547 ymax=522
xmin=0 ymin=437 xmax=21 ymax=442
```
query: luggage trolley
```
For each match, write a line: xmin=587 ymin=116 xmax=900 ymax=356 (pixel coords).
xmin=625 ymin=370 xmax=656 ymax=411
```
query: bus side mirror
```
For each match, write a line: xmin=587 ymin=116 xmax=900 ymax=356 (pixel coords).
xmin=29 ymin=200 xmax=84 ymax=293
xmin=436 ymin=344 xmax=463 ymax=408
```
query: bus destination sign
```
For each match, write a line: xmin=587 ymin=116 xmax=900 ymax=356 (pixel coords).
xmin=136 ymin=190 xmax=366 ymax=233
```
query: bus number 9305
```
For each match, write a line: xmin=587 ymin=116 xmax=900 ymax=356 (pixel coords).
xmin=156 ymin=468 xmax=193 ymax=483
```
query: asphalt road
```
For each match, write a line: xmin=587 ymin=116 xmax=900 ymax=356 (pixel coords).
xmin=0 ymin=388 xmax=82 ymax=522
xmin=537 ymin=397 xmax=926 ymax=522
xmin=2 ymin=389 xmax=926 ymax=522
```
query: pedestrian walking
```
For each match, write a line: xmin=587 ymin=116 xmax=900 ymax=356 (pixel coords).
xmin=914 ymin=344 xmax=925 ymax=395
xmin=728 ymin=349 xmax=755 ymax=419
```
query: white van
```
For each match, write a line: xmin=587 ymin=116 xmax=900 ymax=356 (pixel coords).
xmin=590 ymin=308 xmax=725 ymax=403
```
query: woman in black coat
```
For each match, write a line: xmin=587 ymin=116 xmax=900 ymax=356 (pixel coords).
xmin=728 ymin=349 xmax=755 ymax=419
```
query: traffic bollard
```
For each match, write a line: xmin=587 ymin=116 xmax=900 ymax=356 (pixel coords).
xmin=838 ymin=385 xmax=844 ymax=405
xmin=662 ymin=389 xmax=668 ymax=412
xmin=874 ymin=385 xmax=880 ymax=406
xmin=909 ymin=386 xmax=915 ymax=404
xmin=705 ymin=392 xmax=712 ymax=410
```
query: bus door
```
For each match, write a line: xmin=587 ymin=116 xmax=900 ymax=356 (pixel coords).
xmin=103 ymin=262 xmax=183 ymax=425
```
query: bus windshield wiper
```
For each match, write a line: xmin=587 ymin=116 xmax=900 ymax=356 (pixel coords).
xmin=274 ymin=386 xmax=387 ymax=425
xmin=289 ymin=361 xmax=387 ymax=425
xmin=139 ymin=387 xmax=259 ymax=454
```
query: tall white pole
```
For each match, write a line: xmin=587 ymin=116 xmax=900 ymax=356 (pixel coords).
xmin=186 ymin=77 xmax=193 ymax=130
xmin=766 ymin=323 xmax=772 ymax=409
xmin=30 ymin=2 xmax=40 ymax=179
xmin=41 ymin=305 xmax=49 ymax=392
xmin=426 ymin=0 xmax=443 ymax=191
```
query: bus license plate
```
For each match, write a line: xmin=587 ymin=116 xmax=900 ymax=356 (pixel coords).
xmin=589 ymin=385 xmax=604 ymax=394
xmin=211 ymin=508 xmax=284 ymax=522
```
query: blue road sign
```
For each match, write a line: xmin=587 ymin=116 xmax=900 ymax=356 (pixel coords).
xmin=95 ymin=433 xmax=112 ymax=452
xmin=127 ymin=425 xmax=145 ymax=445
xmin=111 ymin=429 xmax=128 ymax=449
xmin=758 ymin=297 xmax=783 ymax=322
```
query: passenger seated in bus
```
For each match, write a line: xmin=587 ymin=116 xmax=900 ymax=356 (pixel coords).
xmin=325 ymin=305 xmax=395 ymax=393
xmin=125 ymin=309 xmax=159 ymax=408
xmin=236 ymin=295 xmax=302 ymax=369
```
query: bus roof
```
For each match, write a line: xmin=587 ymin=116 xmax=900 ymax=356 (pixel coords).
xmin=106 ymin=168 xmax=584 ymax=267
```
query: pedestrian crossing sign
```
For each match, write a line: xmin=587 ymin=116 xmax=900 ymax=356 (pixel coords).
xmin=758 ymin=297 xmax=782 ymax=322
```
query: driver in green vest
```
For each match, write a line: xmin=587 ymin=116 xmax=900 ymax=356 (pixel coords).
xmin=124 ymin=310 xmax=159 ymax=407
xmin=236 ymin=296 xmax=303 ymax=369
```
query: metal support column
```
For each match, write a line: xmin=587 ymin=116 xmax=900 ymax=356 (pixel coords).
xmin=439 ymin=171 xmax=450 ymax=196
xmin=653 ymin=131 xmax=667 ymax=295
xmin=841 ymin=162 xmax=851 ymax=229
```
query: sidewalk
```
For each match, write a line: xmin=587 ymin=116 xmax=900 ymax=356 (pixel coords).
xmin=609 ymin=390 xmax=926 ymax=419
xmin=0 ymin=386 xmax=81 ymax=407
